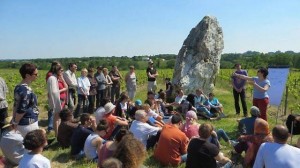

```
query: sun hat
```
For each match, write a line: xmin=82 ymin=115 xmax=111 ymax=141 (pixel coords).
xmin=135 ymin=99 xmax=142 ymax=106
xmin=2 ymin=116 xmax=13 ymax=129
xmin=250 ymin=106 xmax=260 ymax=117
xmin=104 ymin=102 xmax=116 ymax=114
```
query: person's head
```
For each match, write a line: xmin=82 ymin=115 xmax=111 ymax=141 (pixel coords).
xmin=176 ymin=89 xmax=184 ymax=96
xmin=158 ymin=91 xmax=166 ymax=101
xmin=103 ymin=68 xmax=108 ymax=75
xmin=199 ymin=123 xmax=214 ymax=139
xmin=88 ymin=67 xmax=94 ymax=76
xmin=97 ymin=66 xmax=103 ymax=73
xmin=171 ymin=113 xmax=183 ymax=125
xmin=49 ymin=61 xmax=60 ymax=73
xmin=68 ymin=63 xmax=77 ymax=72
xmin=235 ymin=63 xmax=241 ymax=70
xmin=129 ymin=66 xmax=135 ymax=72
xmin=195 ymin=89 xmax=203 ymax=96
xmin=186 ymin=110 xmax=198 ymax=122
xmin=113 ymin=134 xmax=146 ymax=168
xmin=19 ymin=63 xmax=38 ymax=80
xmin=254 ymin=118 xmax=269 ymax=135
xmin=59 ymin=109 xmax=73 ymax=122
xmin=104 ymin=102 xmax=116 ymax=115
xmin=115 ymin=128 xmax=130 ymax=142
xmin=208 ymin=93 xmax=214 ymax=100
xmin=80 ymin=113 xmax=92 ymax=126
xmin=112 ymin=65 xmax=118 ymax=71
xmin=250 ymin=106 xmax=260 ymax=117
xmin=135 ymin=110 xmax=148 ymax=122
xmin=142 ymin=104 xmax=151 ymax=113
xmin=148 ymin=60 xmax=154 ymax=67
xmin=101 ymin=158 xmax=123 ymax=168
xmin=135 ymin=99 xmax=142 ymax=107
xmin=96 ymin=119 xmax=109 ymax=137
xmin=272 ymin=125 xmax=290 ymax=144
xmin=51 ymin=64 xmax=63 ymax=75
xmin=257 ymin=67 xmax=268 ymax=79
xmin=81 ymin=68 xmax=88 ymax=77
xmin=119 ymin=93 xmax=129 ymax=102
xmin=147 ymin=91 xmax=155 ymax=99
xmin=23 ymin=129 xmax=47 ymax=151
xmin=165 ymin=78 xmax=170 ymax=82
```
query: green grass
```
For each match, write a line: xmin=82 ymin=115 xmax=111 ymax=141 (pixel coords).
xmin=1 ymin=69 xmax=299 ymax=168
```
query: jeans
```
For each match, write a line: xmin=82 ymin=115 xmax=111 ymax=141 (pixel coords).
xmin=111 ymin=86 xmax=120 ymax=103
xmin=88 ymin=94 xmax=96 ymax=114
xmin=217 ymin=161 xmax=233 ymax=168
xmin=74 ymin=94 xmax=89 ymax=118
xmin=47 ymin=109 xmax=53 ymax=131
xmin=217 ymin=129 xmax=230 ymax=142
xmin=233 ymin=89 xmax=247 ymax=116
xmin=96 ymin=90 xmax=105 ymax=108
xmin=197 ymin=106 xmax=213 ymax=116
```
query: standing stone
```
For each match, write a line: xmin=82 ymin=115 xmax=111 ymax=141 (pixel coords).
xmin=172 ymin=16 xmax=224 ymax=94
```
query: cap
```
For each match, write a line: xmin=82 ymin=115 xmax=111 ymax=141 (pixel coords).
xmin=135 ymin=99 xmax=142 ymax=106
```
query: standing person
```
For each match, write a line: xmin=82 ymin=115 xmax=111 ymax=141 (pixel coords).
xmin=165 ymin=78 xmax=173 ymax=101
xmin=232 ymin=63 xmax=248 ymax=117
xmin=234 ymin=67 xmax=270 ymax=121
xmin=45 ymin=61 xmax=60 ymax=133
xmin=253 ymin=125 xmax=300 ymax=168
xmin=0 ymin=77 xmax=8 ymax=131
xmin=109 ymin=65 xmax=122 ymax=103
xmin=47 ymin=64 xmax=65 ymax=137
xmin=154 ymin=114 xmax=189 ymax=166
xmin=63 ymin=63 xmax=78 ymax=111
xmin=125 ymin=66 xmax=137 ymax=101
xmin=12 ymin=63 xmax=39 ymax=137
xmin=19 ymin=129 xmax=50 ymax=168
xmin=146 ymin=60 xmax=158 ymax=93
xmin=186 ymin=123 xmax=232 ymax=168
xmin=103 ymin=68 xmax=113 ymax=99
xmin=74 ymin=68 xmax=91 ymax=118
xmin=95 ymin=66 xmax=106 ymax=108
xmin=87 ymin=68 xmax=98 ymax=113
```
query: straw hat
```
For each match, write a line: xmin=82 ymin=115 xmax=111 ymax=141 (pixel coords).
xmin=104 ymin=102 xmax=116 ymax=114
xmin=2 ymin=116 xmax=13 ymax=129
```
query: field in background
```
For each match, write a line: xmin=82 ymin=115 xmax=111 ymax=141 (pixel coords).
xmin=0 ymin=68 xmax=300 ymax=167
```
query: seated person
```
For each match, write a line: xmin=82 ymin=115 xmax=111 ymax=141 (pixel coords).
xmin=154 ymin=114 xmax=189 ymax=166
xmin=207 ymin=93 xmax=226 ymax=118
xmin=186 ymin=123 xmax=232 ymax=168
xmin=57 ymin=109 xmax=79 ymax=148
xmin=0 ymin=116 xmax=25 ymax=167
xmin=180 ymin=110 xmax=200 ymax=139
xmin=171 ymin=89 xmax=187 ymax=107
xmin=127 ymin=99 xmax=143 ymax=120
xmin=70 ymin=113 xmax=94 ymax=159
xmin=143 ymin=104 xmax=164 ymax=127
xmin=129 ymin=110 xmax=161 ymax=149
xmin=98 ymin=129 xmax=129 ymax=167
xmin=165 ymin=78 xmax=173 ymax=101
xmin=237 ymin=106 xmax=260 ymax=135
xmin=102 ymin=102 xmax=128 ymax=140
xmin=194 ymin=89 xmax=212 ymax=117
xmin=233 ymin=118 xmax=273 ymax=167
xmin=84 ymin=119 xmax=108 ymax=161
xmin=144 ymin=91 xmax=160 ymax=113
xmin=19 ymin=129 xmax=50 ymax=168
xmin=114 ymin=93 xmax=130 ymax=119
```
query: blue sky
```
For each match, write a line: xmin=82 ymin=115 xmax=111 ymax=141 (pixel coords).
xmin=1 ymin=0 xmax=300 ymax=59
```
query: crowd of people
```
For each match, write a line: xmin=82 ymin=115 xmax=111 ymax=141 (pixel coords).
xmin=0 ymin=61 xmax=300 ymax=168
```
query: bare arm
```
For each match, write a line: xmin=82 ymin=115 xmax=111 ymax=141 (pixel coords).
xmin=214 ymin=152 xmax=232 ymax=164
xmin=233 ymin=73 xmax=253 ymax=81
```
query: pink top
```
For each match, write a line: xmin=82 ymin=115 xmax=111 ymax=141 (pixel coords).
xmin=181 ymin=123 xmax=199 ymax=139
xmin=97 ymin=142 xmax=115 ymax=167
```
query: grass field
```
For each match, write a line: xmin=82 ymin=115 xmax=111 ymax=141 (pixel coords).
xmin=0 ymin=68 xmax=299 ymax=168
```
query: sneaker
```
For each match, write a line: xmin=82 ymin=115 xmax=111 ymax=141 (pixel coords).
xmin=229 ymin=140 xmax=239 ymax=147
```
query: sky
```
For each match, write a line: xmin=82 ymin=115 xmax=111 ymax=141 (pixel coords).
xmin=1 ymin=0 xmax=300 ymax=59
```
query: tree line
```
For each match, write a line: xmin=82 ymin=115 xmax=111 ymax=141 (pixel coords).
xmin=1 ymin=51 xmax=299 ymax=70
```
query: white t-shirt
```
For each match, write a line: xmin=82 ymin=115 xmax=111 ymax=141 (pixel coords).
xmin=253 ymin=142 xmax=300 ymax=168
xmin=84 ymin=133 xmax=99 ymax=160
xmin=147 ymin=109 xmax=159 ymax=119
xmin=175 ymin=95 xmax=187 ymax=104
xmin=77 ymin=76 xmax=91 ymax=95
xmin=129 ymin=120 xmax=160 ymax=147
xmin=19 ymin=153 xmax=51 ymax=168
